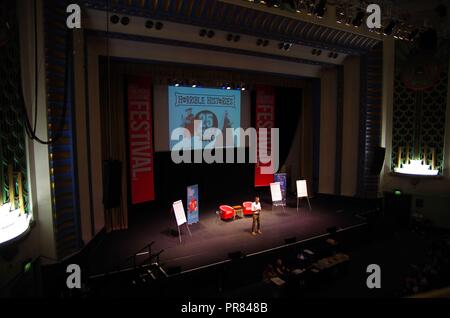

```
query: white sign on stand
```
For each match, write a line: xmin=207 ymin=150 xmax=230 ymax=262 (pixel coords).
xmin=296 ymin=180 xmax=311 ymax=211
xmin=173 ymin=200 xmax=187 ymax=226
xmin=270 ymin=182 xmax=282 ymax=202
xmin=172 ymin=200 xmax=191 ymax=243
xmin=270 ymin=182 xmax=285 ymax=212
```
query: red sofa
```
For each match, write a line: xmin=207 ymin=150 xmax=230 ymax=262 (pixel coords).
xmin=242 ymin=201 xmax=253 ymax=216
xmin=219 ymin=205 xmax=235 ymax=220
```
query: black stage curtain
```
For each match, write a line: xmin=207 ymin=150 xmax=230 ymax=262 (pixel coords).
xmin=274 ymin=87 xmax=302 ymax=170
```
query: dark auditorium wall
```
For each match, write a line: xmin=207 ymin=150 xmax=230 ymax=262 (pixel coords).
xmin=318 ymin=46 xmax=383 ymax=198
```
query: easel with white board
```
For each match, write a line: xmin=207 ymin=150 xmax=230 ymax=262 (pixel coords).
xmin=172 ymin=200 xmax=192 ymax=244
xmin=296 ymin=180 xmax=312 ymax=211
xmin=270 ymin=182 xmax=285 ymax=212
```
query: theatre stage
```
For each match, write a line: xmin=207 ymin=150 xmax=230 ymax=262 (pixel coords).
xmin=86 ymin=196 xmax=371 ymax=277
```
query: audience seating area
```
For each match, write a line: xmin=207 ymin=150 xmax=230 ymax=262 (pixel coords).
xmin=260 ymin=236 xmax=350 ymax=296
xmin=399 ymin=230 xmax=450 ymax=297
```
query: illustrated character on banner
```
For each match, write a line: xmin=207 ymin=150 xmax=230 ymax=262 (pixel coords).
xmin=181 ymin=108 xmax=195 ymax=135
xmin=189 ymin=196 xmax=197 ymax=214
xmin=187 ymin=187 xmax=198 ymax=214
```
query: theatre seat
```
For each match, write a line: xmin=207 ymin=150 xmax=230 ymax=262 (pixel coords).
xmin=219 ymin=205 xmax=235 ymax=220
xmin=242 ymin=202 xmax=253 ymax=216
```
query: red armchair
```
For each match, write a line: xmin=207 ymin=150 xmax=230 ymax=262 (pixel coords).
xmin=219 ymin=205 xmax=235 ymax=220
xmin=243 ymin=201 xmax=253 ymax=216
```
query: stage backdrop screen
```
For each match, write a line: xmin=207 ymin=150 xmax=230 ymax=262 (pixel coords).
xmin=168 ymin=86 xmax=241 ymax=150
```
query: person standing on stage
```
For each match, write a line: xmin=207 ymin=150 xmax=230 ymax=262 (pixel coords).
xmin=251 ymin=196 xmax=262 ymax=236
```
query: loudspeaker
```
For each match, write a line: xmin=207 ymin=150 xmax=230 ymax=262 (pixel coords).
xmin=369 ymin=147 xmax=386 ymax=175
xmin=102 ymin=160 xmax=122 ymax=209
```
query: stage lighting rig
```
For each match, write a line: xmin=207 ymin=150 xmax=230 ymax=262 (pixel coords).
xmin=145 ymin=20 xmax=154 ymax=29
xmin=383 ymin=20 xmax=397 ymax=36
xmin=407 ymin=28 xmax=419 ymax=42
xmin=352 ymin=9 xmax=365 ymax=27
xmin=314 ymin=0 xmax=327 ymax=18
xmin=256 ymin=38 xmax=270 ymax=47
xmin=120 ymin=16 xmax=130 ymax=26
xmin=266 ymin=0 xmax=281 ymax=8
xmin=110 ymin=15 xmax=119 ymax=24
xmin=311 ymin=49 xmax=322 ymax=56
xmin=278 ymin=42 xmax=292 ymax=50
xmin=328 ymin=51 xmax=338 ymax=59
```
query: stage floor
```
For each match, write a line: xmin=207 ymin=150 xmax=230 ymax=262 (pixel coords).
xmin=86 ymin=196 xmax=370 ymax=277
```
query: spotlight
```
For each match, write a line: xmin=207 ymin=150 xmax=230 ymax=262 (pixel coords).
xmin=145 ymin=20 xmax=154 ymax=29
xmin=283 ymin=43 xmax=292 ymax=50
xmin=236 ymin=83 xmax=246 ymax=91
xmin=192 ymin=81 xmax=198 ymax=88
xmin=226 ymin=85 xmax=231 ymax=90
xmin=266 ymin=0 xmax=281 ymax=8
xmin=278 ymin=42 xmax=292 ymax=50
xmin=281 ymin=0 xmax=297 ymax=11
xmin=383 ymin=20 xmax=397 ymax=35
xmin=207 ymin=30 xmax=215 ymax=38
xmin=155 ymin=22 xmax=163 ymax=30
xmin=120 ymin=16 xmax=130 ymax=26
xmin=199 ymin=29 xmax=207 ymax=37
xmin=226 ymin=34 xmax=233 ymax=41
xmin=314 ymin=0 xmax=327 ymax=18
xmin=110 ymin=15 xmax=119 ymax=24
xmin=352 ymin=10 xmax=365 ymax=27
xmin=233 ymin=35 xmax=241 ymax=42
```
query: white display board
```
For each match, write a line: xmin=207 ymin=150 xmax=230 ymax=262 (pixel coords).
xmin=296 ymin=180 xmax=309 ymax=198
xmin=172 ymin=200 xmax=187 ymax=226
xmin=270 ymin=182 xmax=283 ymax=202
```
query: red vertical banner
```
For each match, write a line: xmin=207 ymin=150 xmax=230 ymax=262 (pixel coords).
xmin=255 ymin=86 xmax=275 ymax=187
xmin=127 ymin=77 xmax=155 ymax=203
